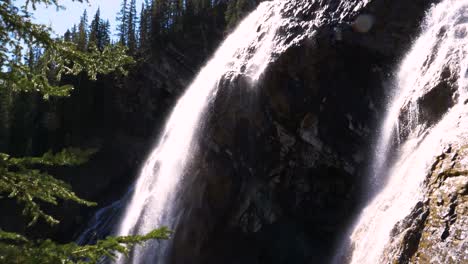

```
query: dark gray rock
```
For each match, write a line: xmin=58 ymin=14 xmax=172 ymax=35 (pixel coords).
xmin=417 ymin=69 xmax=459 ymax=127
xmin=164 ymin=0 xmax=439 ymax=263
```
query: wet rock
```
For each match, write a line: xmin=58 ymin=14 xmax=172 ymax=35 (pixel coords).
xmin=383 ymin=145 xmax=468 ymax=263
xmin=275 ymin=122 xmax=296 ymax=158
xmin=166 ymin=0 xmax=439 ymax=263
xmin=417 ymin=75 xmax=458 ymax=127
xmin=299 ymin=113 xmax=322 ymax=150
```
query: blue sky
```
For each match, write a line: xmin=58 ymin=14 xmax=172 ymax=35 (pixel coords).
xmin=15 ymin=0 xmax=143 ymax=38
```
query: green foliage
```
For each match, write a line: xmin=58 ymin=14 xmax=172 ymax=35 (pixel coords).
xmin=0 ymin=148 xmax=98 ymax=226
xmin=0 ymin=228 xmax=171 ymax=264
xmin=116 ymin=0 xmax=129 ymax=45
xmin=127 ymin=0 xmax=138 ymax=54
xmin=0 ymin=0 xmax=134 ymax=99
xmin=89 ymin=9 xmax=111 ymax=51
xmin=0 ymin=147 xmax=171 ymax=263
xmin=0 ymin=82 xmax=14 ymax=151
xmin=2 ymin=40 xmax=133 ymax=99
xmin=77 ymin=10 xmax=89 ymax=51
xmin=139 ymin=2 xmax=151 ymax=51
xmin=0 ymin=1 xmax=168 ymax=263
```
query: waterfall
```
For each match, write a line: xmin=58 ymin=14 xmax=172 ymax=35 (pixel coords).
xmin=335 ymin=0 xmax=468 ymax=263
xmin=113 ymin=1 xmax=314 ymax=263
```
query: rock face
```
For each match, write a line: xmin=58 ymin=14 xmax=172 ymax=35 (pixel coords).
xmin=162 ymin=0 xmax=440 ymax=263
xmin=68 ymin=0 xmax=467 ymax=263
xmin=383 ymin=144 xmax=468 ymax=264
xmin=412 ymin=146 xmax=468 ymax=263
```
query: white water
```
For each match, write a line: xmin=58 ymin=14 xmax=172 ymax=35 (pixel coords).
xmin=337 ymin=0 xmax=468 ymax=263
xmin=114 ymin=1 xmax=311 ymax=263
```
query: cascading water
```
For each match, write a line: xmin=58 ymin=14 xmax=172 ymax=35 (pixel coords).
xmin=113 ymin=1 xmax=316 ymax=263
xmin=335 ymin=0 xmax=468 ymax=263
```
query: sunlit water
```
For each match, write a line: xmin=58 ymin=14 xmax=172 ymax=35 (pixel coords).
xmin=334 ymin=0 xmax=468 ymax=263
xmin=113 ymin=1 xmax=314 ymax=263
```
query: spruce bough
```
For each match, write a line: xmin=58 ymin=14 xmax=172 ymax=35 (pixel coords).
xmin=0 ymin=1 xmax=170 ymax=263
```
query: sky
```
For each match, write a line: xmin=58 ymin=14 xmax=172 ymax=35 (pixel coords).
xmin=15 ymin=0 xmax=144 ymax=38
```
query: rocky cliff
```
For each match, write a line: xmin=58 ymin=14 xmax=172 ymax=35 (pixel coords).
xmin=25 ymin=0 xmax=468 ymax=263
xmin=163 ymin=0 xmax=444 ymax=263
xmin=383 ymin=143 xmax=468 ymax=264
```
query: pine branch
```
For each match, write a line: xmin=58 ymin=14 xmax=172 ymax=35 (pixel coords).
xmin=0 ymin=227 xmax=171 ymax=264
xmin=0 ymin=1 xmax=134 ymax=99
xmin=0 ymin=148 xmax=98 ymax=226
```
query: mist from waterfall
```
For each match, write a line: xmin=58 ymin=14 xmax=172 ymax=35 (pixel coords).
xmin=112 ymin=1 xmax=307 ymax=263
xmin=334 ymin=0 xmax=468 ymax=263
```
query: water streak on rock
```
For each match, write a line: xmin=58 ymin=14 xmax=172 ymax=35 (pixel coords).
xmin=335 ymin=0 xmax=468 ymax=263
xmin=114 ymin=1 xmax=314 ymax=263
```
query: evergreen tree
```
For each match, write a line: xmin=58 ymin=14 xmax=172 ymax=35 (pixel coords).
xmin=87 ymin=9 xmax=111 ymax=51
xmin=151 ymin=0 xmax=171 ymax=43
xmin=70 ymin=24 xmax=78 ymax=44
xmin=99 ymin=20 xmax=111 ymax=48
xmin=170 ymin=0 xmax=185 ymax=32
xmin=0 ymin=87 xmax=12 ymax=151
xmin=88 ymin=8 xmax=101 ymax=49
xmin=116 ymin=0 xmax=129 ymax=45
xmin=0 ymin=1 xmax=169 ymax=262
xmin=139 ymin=2 xmax=150 ymax=51
xmin=151 ymin=0 xmax=161 ymax=38
xmin=64 ymin=29 xmax=72 ymax=42
xmin=127 ymin=0 xmax=138 ymax=54
xmin=77 ymin=10 xmax=88 ymax=51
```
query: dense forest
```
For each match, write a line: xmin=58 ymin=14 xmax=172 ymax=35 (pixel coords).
xmin=1 ymin=0 xmax=263 ymax=157
xmin=0 ymin=0 xmax=261 ymax=263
